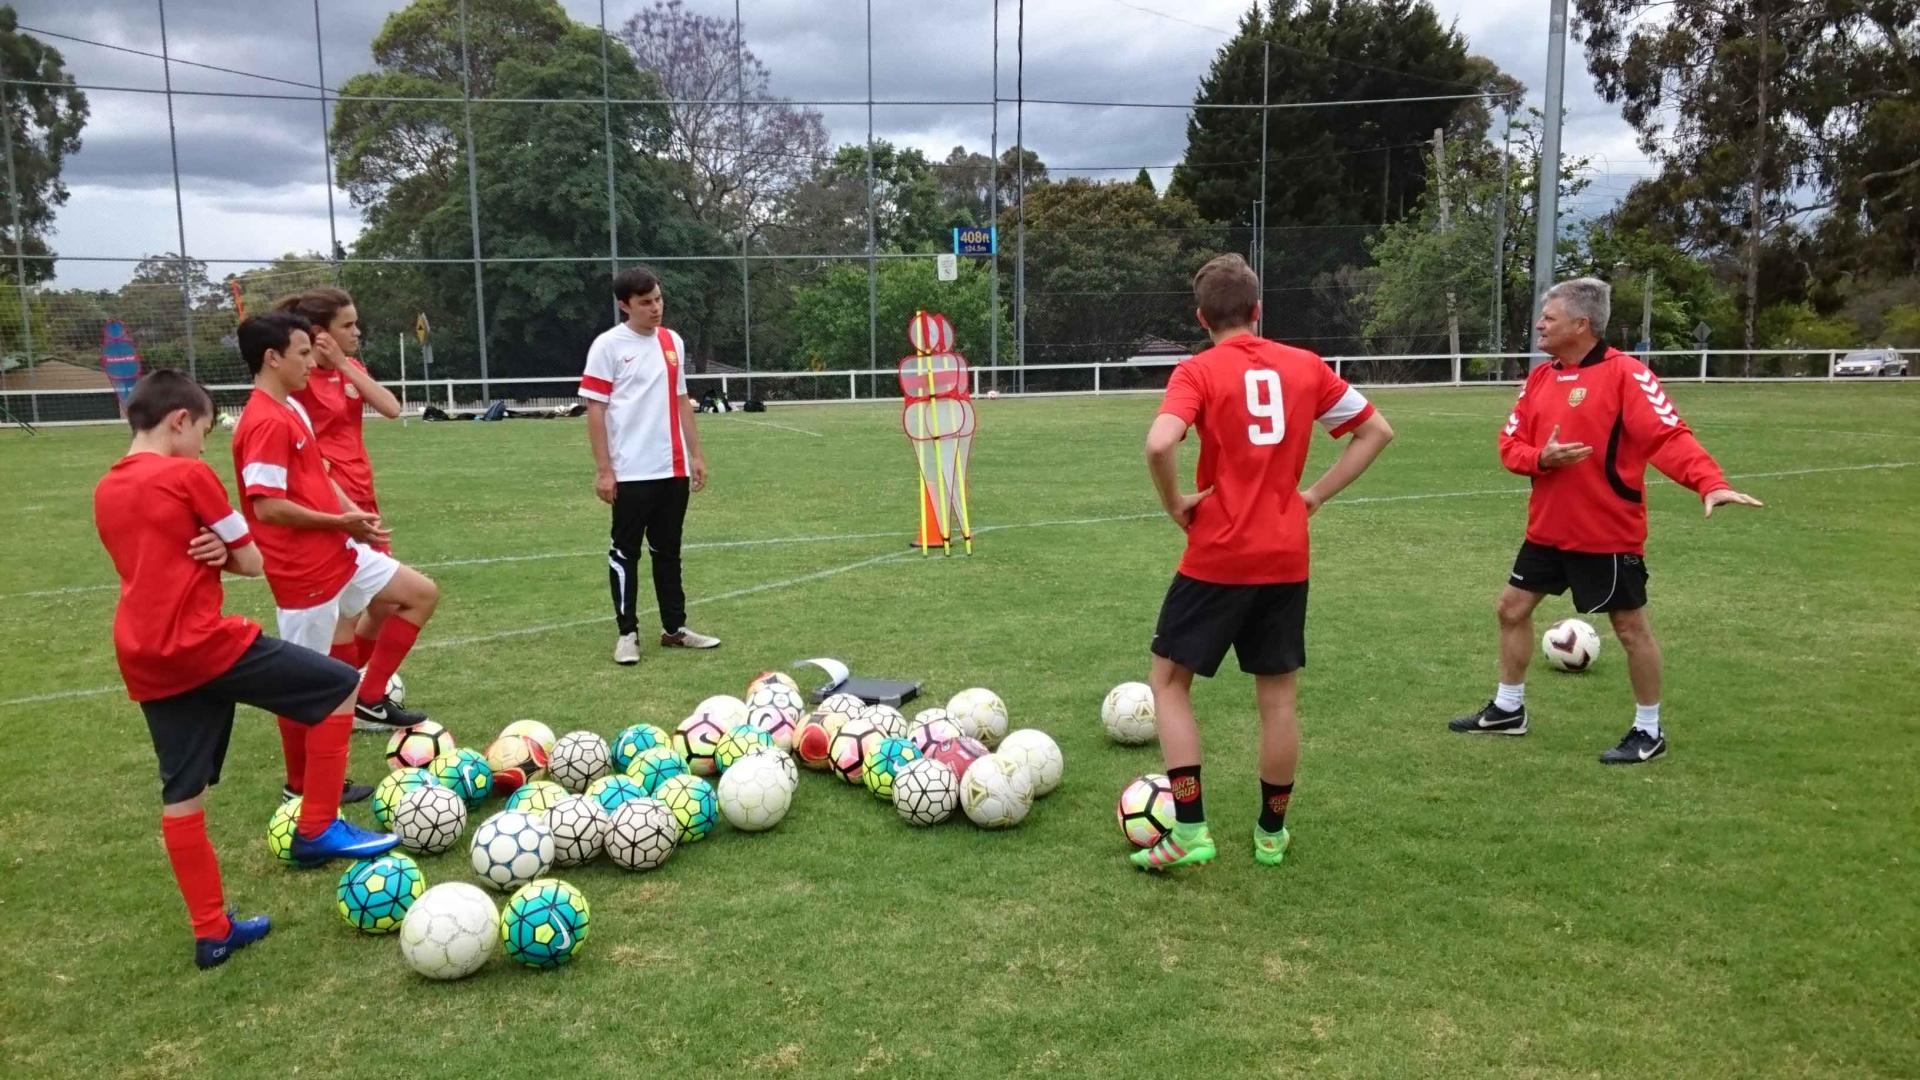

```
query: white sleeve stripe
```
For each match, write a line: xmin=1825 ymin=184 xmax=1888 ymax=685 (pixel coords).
xmin=1315 ymin=386 xmax=1371 ymax=428
xmin=242 ymin=463 xmax=288 ymax=489
xmin=578 ymin=388 xmax=611 ymax=403
xmin=208 ymin=511 xmax=249 ymax=542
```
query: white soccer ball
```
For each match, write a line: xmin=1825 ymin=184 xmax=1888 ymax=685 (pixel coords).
xmin=499 ymin=719 xmax=558 ymax=758
xmin=1542 ymin=618 xmax=1603 ymax=672
xmin=820 ymin=692 xmax=865 ymax=715
xmin=908 ymin=713 xmax=962 ymax=754
xmin=217 ymin=411 xmax=238 ymax=430
xmin=746 ymin=681 xmax=806 ymax=722
xmin=693 ymin=694 xmax=750 ymax=730
xmin=855 ymin=703 xmax=907 ymax=739
xmin=604 ymin=797 xmax=679 ymax=870
xmin=392 ymin=784 xmax=467 ymax=855
xmin=386 ymin=672 xmax=406 ymax=706
xmin=548 ymin=730 xmax=612 ymax=793
xmin=399 ymin=882 xmax=498 ymax=980
xmin=892 ymin=757 xmax=959 ymax=826
xmin=947 ymin=688 xmax=1009 ymax=747
xmin=1101 ymin=681 xmax=1157 ymax=745
xmin=469 ymin=810 xmax=554 ymax=892
xmin=960 ymin=753 xmax=1034 ymax=829
xmin=543 ymin=794 xmax=610 ymax=867
xmin=739 ymin=744 xmax=798 ymax=792
xmin=996 ymin=729 xmax=1063 ymax=797
xmin=717 ymin=755 xmax=793 ymax=832
xmin=986 ymin=389 xmax=1000 ymax=400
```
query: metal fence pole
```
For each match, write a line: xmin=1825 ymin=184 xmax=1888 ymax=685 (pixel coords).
xmin=988 ymin=0 xmax=999 ymax=387
xmin=312 ymin=0 xmax=340 ymax=283
xmin=156 ymin=0 xmax=197 ymax=378
xmin=1014 ymin=0 xmax=1025 ymax=392
xmin=458 ymin=0 xmax=491 ymax=397
xmin=1 ymin=78 xmax=40 ymax=423
xmin=737 ymin=0 xmax=752 ymax=397
xmin=1528 ymin=0 xmax=1569 ymax=370
xmin=598 ymin=0 xmax=620 ymax=287
xmin=1257 ymin=41 xmax=1269 ymax=336
xmin=865 ymin=0 xmax=878 ymax=373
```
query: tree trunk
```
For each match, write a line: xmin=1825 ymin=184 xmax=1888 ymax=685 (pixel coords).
xmin=1744 ymin=3 xmax=1769 ymax=362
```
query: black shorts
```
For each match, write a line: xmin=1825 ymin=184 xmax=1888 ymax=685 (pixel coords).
xmin=138 ymin=635 xmax=359 ymax=804
xmin=1508 ymin=542 xmax=1649 ymax=614
xmin=1150 ymin=573 xmax=1308 ymax=678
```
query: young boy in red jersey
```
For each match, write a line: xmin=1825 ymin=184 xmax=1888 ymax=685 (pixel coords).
xmin=230 ymin=313 xmax=441 ymax=809
xmin=1135 ymin=254 xmax=1396 ymax=871
xmin=93 ymin=370 xmax=395 ymax=969
xmin=277 ymin=289 xmax=409 ymax=736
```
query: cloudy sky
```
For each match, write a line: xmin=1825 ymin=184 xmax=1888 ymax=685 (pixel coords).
xmin=16 ymin=0 xmax=1659 ymax=290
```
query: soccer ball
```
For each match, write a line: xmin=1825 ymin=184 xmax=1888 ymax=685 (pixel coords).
xmin=1543 ymin=618 xmax=1602 ymax=672
xmin=470 ymin=810 xmax=554 ymax=892
xmin=626 ymin=746 xmax=691 ymax=796
xmin=745 ymin=704 xmax=799 ymax=752
xmin=828 ymin=717 xmax=885 ymax=784
xmin=501 ymin=878 xmax=590 ymax=969
xmin=674 ymin=712 xmax=729 ymax=776
xmin=498 ymin=719 xmax=558 ymax=759
xmin=746 ymin=681 xmax=806 ymax=724
xmin=986 ymin=389 xmax=1000 ymax=400
xmin=925 ymin=735 xmax=990 ymax=783
xmin=862 ymin=737 xmax=922 ymax=801
xmin=1102 ymin=682 xmax=1157 ymax=745
xmin=399 ymin=882 xmax=497 ymax=980
xmin=960 ymin=754 xmax=1035 ymax=829
xmin=793 ymin=714 xmax=835 ymax=770
xmin=385 ymin=721 xmax=455 ymax=770
xmin=483 ymin=734 xmax=548 ymax=798
xmin=713 ymin=724 xmax=775 ymax=773
xmin=385 ymin=672 xmax=406 ymax=705
xmin=947 ymin=688 xmax=1009 ymax=747
xmin=748 ymin=670 xmax=801 ymax=697
xmin=544 ymin=795 xmax=610 ymax=867
xmin=429 ymin=748 xmax=493 ymax=807
xmin=217 ymin=411 xmax=237 ymax=430
xmin=393 ymin=784 xmax=468 ymax=855
xmin=908 ymin=714 xmax=962 ymax=755
xmin=549 ymin=730 xmax=612 ymax=793
xmin=892 ymin=758 xmax=959 ymax=826
xmin=716 ymin=756 xmax=793 ymax=832
xmin=505 ymin=779 xmax=568 ymax=816
xmin=336 ymin=852 xmax=425 ymax=934
xmin=855 ymin=703 xmax=907 ymax=739
xmin=692 ymin=694 xmax=750 ymax=730
xmin=739 ymin=745 xmax=798 ymax=792
xmin=1117 ymin=773 xmax=1174 ymax=848
xmin=266 ymin=797 xmax=336 ymax=863
xmin=819 ymin=692 xmax=865 ymax=716
xmin=611 ymin=723 xmax=671 ymax=772
xmin=585 ymin=774 xmax=647 ymax=815
xmin=654 ymin=774 xmax=719 ymax=843
xmin=371 ymin=767 xmax=438 ymax=831
xmin=604 ymin=797 xmax=680 ymax=870
xmin=997 ymin=729 xmax=1064 ymax=797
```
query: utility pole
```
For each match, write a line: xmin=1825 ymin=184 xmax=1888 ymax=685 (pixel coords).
xmin=1640 ymin=268 xmax=1654 ymax=353
xmin=1434 ymin=128 xmax=1460 ymax=374
xmin=1529 ymin=0 xmax=1569 ymax=369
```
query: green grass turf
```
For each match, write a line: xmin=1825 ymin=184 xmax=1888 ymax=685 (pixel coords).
xmin=1 ymin=383 xmax=1916 ymax=1077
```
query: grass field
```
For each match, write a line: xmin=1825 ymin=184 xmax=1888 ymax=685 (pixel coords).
xmin=2 ymin=382 xmax=1917 ymax=1078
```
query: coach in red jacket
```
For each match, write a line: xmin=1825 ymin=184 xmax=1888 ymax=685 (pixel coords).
xmin=1449 ymin=277 xmax=1762 ymax=764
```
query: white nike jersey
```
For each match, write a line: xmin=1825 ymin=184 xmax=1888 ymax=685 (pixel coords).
xmin=578 ymin=323 xmax=690 ymax=482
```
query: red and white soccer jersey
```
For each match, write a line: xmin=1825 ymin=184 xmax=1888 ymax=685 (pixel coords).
xmin=93 ymin=454 xmax=262 ymax=701
xmin=1158 ymin=334 xmax=1375 ymax=585
xmin=1499 ymin=344 xmax=1729 ymax=555
xmin=232 ymin=388 xmax=357 ymax=609
xmin=578 ymin=324 xmax=691 ymax=481
xmin=292 ymin=357 xmax=377 ymax=511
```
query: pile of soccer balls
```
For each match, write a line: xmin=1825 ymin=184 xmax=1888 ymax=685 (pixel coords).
xmin=794 ymin=686 xmax=1063 ymax=830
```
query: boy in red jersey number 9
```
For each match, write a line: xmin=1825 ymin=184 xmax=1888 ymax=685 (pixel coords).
xmin=1135 ymin=254 xmax=1395 ymax=871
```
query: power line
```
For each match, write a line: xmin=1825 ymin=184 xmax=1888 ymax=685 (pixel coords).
xmin=18 ymin=22 xmax=332 ymax=93
xmin=1100 ymin=0 xmax=1233 ymax=36
xmin=1002 ymin=90 xmax=1505 ymax=111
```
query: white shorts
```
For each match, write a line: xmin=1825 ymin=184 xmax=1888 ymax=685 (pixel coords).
xmin=275 ymin=542 xmax=401 ymax=655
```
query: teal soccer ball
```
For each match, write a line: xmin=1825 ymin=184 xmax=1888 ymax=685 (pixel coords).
xmin=336 ymin=852 xmax=426 ymax=934
xmin=611 ymin=723 xmax=671 ymax=772
xmin=501 ymin=878 xmax=591 ymax=969
xmin=430 ymin=748 xmax=494 ymax=807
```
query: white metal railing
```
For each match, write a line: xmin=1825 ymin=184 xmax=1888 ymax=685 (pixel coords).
xmin=2 ymin=349 xmax=1913 ymax=428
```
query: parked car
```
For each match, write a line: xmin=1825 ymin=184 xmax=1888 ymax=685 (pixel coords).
xmin=1834 ymin=348 xmax=1909 ymax=377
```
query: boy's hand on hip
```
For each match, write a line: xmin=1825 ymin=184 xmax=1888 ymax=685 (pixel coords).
xmin=1166 ymin=487 xmax=1212 ymax=531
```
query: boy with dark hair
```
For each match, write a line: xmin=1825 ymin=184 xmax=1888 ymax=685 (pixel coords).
xmin=232 ymin=313 xmax=442 ymax=831
xmin=94 ymin=369 xmax=395 ymax=969
xmin=1134 ymin=254 xmax=1396 ymax=871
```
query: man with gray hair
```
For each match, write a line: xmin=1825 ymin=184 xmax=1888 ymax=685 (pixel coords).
xmin=1447 ymin=277 xmax=1762 ymax=763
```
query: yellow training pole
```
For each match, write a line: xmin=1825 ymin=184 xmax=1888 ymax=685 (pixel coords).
xmin=919 ymin=354 xmax=953 ymax=556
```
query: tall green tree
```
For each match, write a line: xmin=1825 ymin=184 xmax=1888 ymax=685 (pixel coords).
xmin=0 ymin=6 xmax=88 ymax=285
xmin=789 ymin=256 xmax=1008 ymax=372
xmin=1169 ymin=1 xmax=1501 ymax=233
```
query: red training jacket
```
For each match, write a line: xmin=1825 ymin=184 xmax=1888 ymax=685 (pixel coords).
xmin=1499 ymin=343 xmax=1728 ymax=555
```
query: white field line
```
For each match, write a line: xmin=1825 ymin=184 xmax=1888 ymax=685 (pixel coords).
xmin=3 ymin=459 xmax=1912 ymax=709
xmin=719 ymin=416 xmax=825 ymax=438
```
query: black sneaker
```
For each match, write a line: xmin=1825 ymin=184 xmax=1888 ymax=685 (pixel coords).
xmin=280 ymin=779 xmax=375 ymax=804
xmin=354 ymin=695 xmax=427 ymax=727
xmin=1447 ymin=700 xmax=1529 ymax=735
xmin=1600 ymin=727 xmax=1667 ymax=765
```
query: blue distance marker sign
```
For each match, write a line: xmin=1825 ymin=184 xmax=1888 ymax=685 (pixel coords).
xmin=953 ymin=226 xmax=996 ymax=256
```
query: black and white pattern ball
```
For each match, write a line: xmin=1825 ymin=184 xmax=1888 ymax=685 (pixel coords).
xmin=393 ymin=784 xmax=468 ymax=855
xmin=469 ymin=810 xmax=554 ymax=891
xmin=544 ymin=794 xmax=610 ymax=867
xmin=548 ymin=730 xmax=612 ymax=793
xmin=604 ymin=797 xmax=679 ymax=871
xmin=892 ymin=757 xmax=959 ymax=826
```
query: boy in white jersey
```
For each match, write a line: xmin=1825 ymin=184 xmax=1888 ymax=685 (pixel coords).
xmin=579 ymin=266 xmax=721 ymax=665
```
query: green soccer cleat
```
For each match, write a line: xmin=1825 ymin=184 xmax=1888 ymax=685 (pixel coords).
xmin=1129 ymin=822 xmax=1216 ymax=871
xmin=1253 ymin=826 xmax=1291 ymax=866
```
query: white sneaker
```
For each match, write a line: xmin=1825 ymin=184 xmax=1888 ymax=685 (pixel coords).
xmin=613 ymin=633 xmax=642 ymax=665
xmin=661 ymin=626 xmax=721 ymax=649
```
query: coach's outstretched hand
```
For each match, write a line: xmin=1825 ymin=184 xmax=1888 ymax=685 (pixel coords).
xmin=1703 ymin=488 xmax=1764 ymax=517
xmin=1538 ymin=425 xmax=1593 ymax=469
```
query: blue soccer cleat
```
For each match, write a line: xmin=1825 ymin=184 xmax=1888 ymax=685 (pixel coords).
xmin=195 ymin=910 xmax=271 ymax=970
xmin=289 ymin=818 xmax=399 ymax=868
